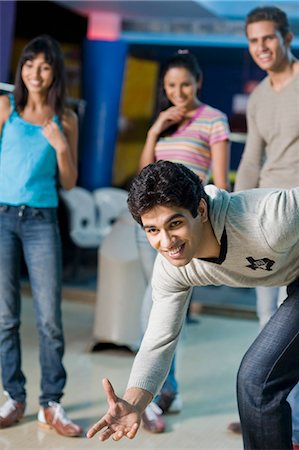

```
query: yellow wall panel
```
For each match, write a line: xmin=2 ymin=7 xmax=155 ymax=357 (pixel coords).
xmin=113 ymin=57 xmax=159 ymax=186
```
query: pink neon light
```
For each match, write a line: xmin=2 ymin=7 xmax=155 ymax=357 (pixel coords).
xmin=87 ymin=12 xmax=121 ymax=40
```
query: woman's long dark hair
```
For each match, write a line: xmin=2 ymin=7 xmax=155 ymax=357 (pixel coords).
xmin=154 ymin=51 xmax=203 ymax=137
xmin=13 ymin=34 xmax=66 ymax=116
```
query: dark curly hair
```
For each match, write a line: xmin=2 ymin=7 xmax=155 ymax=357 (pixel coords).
xmin=127 ymin=160 xmax=208 ymax=226
xmin=245 ymin=6 xmax=290 ymax=38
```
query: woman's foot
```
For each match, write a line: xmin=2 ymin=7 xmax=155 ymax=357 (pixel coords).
xmin=0 ymin=392 xmax=25 ymax=428
xmin=227 ymin=421 xmax=242 ymax=434
xmin=142 ymin=402 xmax=165 ymax=433
xmin=156 ymin=392 xmax=183 ymax=414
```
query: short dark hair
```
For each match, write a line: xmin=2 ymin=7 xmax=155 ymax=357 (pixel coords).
xmin=127 ymin=160 xmax=208 ymax=226
xmin=14 ymin=34 xmax=66 ymax=116
xmin=245 ymin=6 xmax=290 ymax=38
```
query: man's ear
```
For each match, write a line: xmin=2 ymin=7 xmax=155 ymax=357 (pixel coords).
xmin=284 ymin=31 xmax=293 ymax=47
xmin=198 ymin=199 xmax=208 ymax=222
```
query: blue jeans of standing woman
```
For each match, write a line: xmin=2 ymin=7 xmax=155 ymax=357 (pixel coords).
xmin=0 ymin=205 xmax=66 ymax=408
xmin=237 ymin=277 xmax=299 ymax=449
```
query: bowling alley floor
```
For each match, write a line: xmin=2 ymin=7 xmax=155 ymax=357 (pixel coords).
xmin=0 ymin=289 xmax=259 ymax=449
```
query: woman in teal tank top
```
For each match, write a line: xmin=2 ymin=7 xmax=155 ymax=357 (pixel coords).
xmin=0 ymin=35 xmax=82 ymax=436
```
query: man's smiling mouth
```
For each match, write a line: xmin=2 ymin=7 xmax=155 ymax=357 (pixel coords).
xmin=166 ymin=243 xmax=185 ymax=257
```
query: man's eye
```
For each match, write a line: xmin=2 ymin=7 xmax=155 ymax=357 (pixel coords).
xmin=145 ymin=228 xmax=157 ymax=234
xmin=170 ymin=221 xmax=181 ymax=228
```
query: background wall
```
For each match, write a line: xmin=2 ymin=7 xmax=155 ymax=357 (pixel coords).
xmin=113 ymin=56 xmax=159 ymax=187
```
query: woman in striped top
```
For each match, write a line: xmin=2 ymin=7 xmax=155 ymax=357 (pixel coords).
xmin=138 ymin=51 xmax=231 ymax=434
xmin=139 ymin=51 xmax=231 ymax=189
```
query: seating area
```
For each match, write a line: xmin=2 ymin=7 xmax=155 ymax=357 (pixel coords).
xmin=60 ymin=186 xmax=128 ymax=248
xmin=59 ymin=186 xmax=128 ymax=277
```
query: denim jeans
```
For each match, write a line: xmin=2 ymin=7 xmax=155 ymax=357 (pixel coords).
xmin=0 ymin=204 xmax=66 ymax=407
xmin=136 ymin=224 xmax=179 ymax=396
xmin=256 ymin=285 xmax=299 ymax=444
xmin=237 ymin=277 xmax=299 ymax=449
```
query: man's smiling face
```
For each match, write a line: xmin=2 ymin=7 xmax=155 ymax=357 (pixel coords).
xmin=141 ymin=202 xmax=205 ymax=267
xmin=246 ymin=20 xmax=291 ymax=73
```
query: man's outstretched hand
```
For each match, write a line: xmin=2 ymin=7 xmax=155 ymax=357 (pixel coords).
xmin=86 ymin=378 xmax=143 ymax=442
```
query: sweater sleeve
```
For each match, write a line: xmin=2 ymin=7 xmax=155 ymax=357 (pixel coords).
xmin=127 ymin=255 xmax=191 ymax=396
xmin=260 ymin=187 xmax=299 ymax=252
xmin=234 ymin=93 xmax=265 ymax=191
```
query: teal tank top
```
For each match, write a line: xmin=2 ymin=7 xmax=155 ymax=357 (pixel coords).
xmin=0 ymin=94 xmax=61 ymax=207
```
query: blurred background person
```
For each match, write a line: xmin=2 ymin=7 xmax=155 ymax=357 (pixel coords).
xmin=231 ymin=7 xmax=299 ymax=446
xmin=0 ymin=35 xmax=83 ymax=437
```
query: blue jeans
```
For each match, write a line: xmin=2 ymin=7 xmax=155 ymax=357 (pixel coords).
xmin=256 ymin=285 xmax=299 ymax=444
xmin=0 ymin=204 xmax=66 ymax=407
xmin=237 ymin=277 xmax=299 ymax=449
xmin=136 ymin=224 xmax=178 ymax=396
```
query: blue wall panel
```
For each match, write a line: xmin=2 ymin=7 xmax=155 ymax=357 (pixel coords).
xmin=80 ymin=39 xmax=128 ymax=190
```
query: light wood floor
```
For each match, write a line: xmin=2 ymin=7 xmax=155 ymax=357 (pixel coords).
xmin=0 ymin=295 xmax=259 ymax=449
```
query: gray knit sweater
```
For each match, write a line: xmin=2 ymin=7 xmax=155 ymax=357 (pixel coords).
xmin=235 ymin=72 xmax=299 ymax=190
xmin=127 ymin=185 xmax=299 ymax=395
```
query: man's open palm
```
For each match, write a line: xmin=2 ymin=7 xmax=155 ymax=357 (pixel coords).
xmin=86 ymin=378 xmax=141 ymax=441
